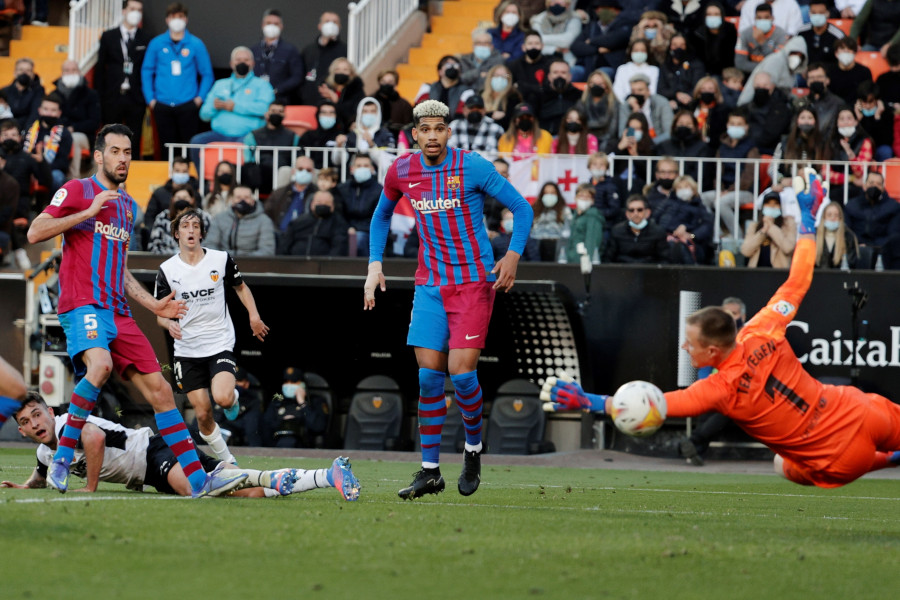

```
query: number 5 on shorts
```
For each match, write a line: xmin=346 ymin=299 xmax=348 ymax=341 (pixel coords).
xmin=83 ymin=314 xmax=98 ymax=331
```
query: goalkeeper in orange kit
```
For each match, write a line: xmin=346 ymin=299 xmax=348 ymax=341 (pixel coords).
xmin=543 ymin=169 xmax=900 ymax=488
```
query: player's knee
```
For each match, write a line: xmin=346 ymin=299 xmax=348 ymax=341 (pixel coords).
xmin=419 ymin=367 xmax=444 ymax=396
xmin=86 ymin=357 xmax=113 ymax=384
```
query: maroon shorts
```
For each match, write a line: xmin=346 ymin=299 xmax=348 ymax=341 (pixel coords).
xmin=110 ymin=313 xmax=161 ymax=376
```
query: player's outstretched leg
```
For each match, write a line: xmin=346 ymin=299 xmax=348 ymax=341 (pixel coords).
xmin=326 ymin=456 xmax=361 ymax=501
xmin=452 ymin=370 xmax=483 ymax=496
xmin=50 ymin=378 xmax=102 ymax=492
xmin=399 ymin=367 xmax=447 ymax=500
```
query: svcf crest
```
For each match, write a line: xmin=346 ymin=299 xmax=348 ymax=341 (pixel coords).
xmin=513 ymin=399 xmax=523 ymax=412
xmin=209 ymin=270 xmax=219 ymax=283
xmin=372 ymin=396 xmax=383 ymax=409
xmin=447 ymin=175 xmax=460 ymax=191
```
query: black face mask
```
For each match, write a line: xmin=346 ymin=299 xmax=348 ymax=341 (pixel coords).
xmin=444 ymin=66 xmax=459 ymax=80
xmin=15 ymin=73 xmax=31 ymax=87
xmin=753 ymin=88 xmax=771 ymax=106
xmin=378 ymin=83 xmax=398 ymax=100
xmin=42 ymin=116 xmax=59 ymax=127
xmin=671 ymin=48 xmax=686 ymax=62
xmin=552 ymin=77 xmax=567 ymax=91
xmin=234 ymin=63 xmax=250 ymax=76
xmin=173 ymin=199 xmax=192 ymax=212
xmin=630 ymin=94 xmax=645 ymax=106
xmin=565 ymin=121 xmax=582 ymax=133
xmin=589 ymin=85 xmax=605 ymax=98
xmin=658 ymin=178 xmax=675 ymax=190
xmin=798 ymin=123 xmax=815 ymax=134
xmin=866 ymin=187 xmax=882 ymax=201
xmin=525 ymin=47 xmax=542 ymax=61
xmin=233 ymin=200 xmax=254 ymax=215
xmin=268 ymin=113 xmax=284 ymax=127
xmin=314 ymin=204 xmax=332 ymax=218
xmin=217 ymin=172 xmax=233 ymax=186
xmin=809 ymin=81 xmax=825 ymax=96
xmin=517 ymin=117 xmax=533 ymax=130
xmin=548 ymin=4 xmax=566 ymax=15
xmin=699 ymin=91 xmax=716 ymax=105
xmin=1 ymin=139 xmax=20 ymax=153
xmin=466 ymin=111 xmax=483 ymax=125
xmin=674 ymin=126 xmax=693 ymax=140
xmin=333 ymin=73 xmax=350 ymax=85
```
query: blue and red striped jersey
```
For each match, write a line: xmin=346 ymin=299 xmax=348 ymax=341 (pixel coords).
xmin=376 ymin=148 xmax=532 ymax=286
xmin=42 ymin=176 xmax=136 ymax=316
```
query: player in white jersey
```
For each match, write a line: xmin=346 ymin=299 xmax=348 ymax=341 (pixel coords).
xmin=154 ymin=209 xmax=269 ymax=465
xmin=2 ymin=393 xmax=361 ymax=500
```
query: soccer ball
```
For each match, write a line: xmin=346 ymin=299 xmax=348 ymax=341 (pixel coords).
xmin=608 ymin=380 xmax=667 ymax=437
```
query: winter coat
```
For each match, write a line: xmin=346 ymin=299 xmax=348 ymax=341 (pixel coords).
xmin=604 ymin=220 xmax=669 ymax=264
xmin=206 ymin=201 xmax=276 ymax=256
xmin=566 ymin=207 xmax=605 ymax=263
xmin=278 ymin=210 xmax=349 ymax=256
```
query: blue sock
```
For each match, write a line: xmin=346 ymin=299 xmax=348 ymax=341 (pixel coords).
xmin=54 ymin=378 xmax=101 ymax=464
xmin=418 ymin=367 xmax=446 ymax=467
xmin=451 ymin=371 xmax=483 ymax=448
xmin=155 ymin=409 xmax=206 ymax=491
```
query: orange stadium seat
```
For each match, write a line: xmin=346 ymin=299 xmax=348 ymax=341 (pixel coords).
xmin=571 ymin=81 xmax=586 ymax=91
xmin=791 ymin=87 xmax=810 ymax=98
xmin=883 ymin=158 xmax=900 ymax=201
xmin=856 ymin=52 xmax=889 ymax=80
xmin=828 ymin=19 xmax=853 ymax=37
xmin=725 ymin=16 xmax=740 ymax=29
xmin=201 ymin=142 xmax=243 ymax=183
xmin=283 ymin=105 xmax=318 ymax=137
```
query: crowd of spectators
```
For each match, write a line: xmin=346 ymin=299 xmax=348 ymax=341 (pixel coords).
xmin=2 ymin=0 xmax=900 ymax=270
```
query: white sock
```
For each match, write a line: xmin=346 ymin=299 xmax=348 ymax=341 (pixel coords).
xmin=291 ymin=468 xmax=331 ymax=493
xmin=200 ymin=424 xmax=235 ymax=463
xmin=262 ymin=488 xmax=279 ymax=497
xmin=422 ymin=461 xmax=440 ymax=470
xmin=464 ymin=442 xmax=483 ymax=453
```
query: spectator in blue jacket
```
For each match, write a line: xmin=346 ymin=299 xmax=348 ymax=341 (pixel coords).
xmin=843 ymin=172 xmax=900 ymax=250
xmin=488 ymin=0 xmax=525 ymax=60
xmin=336 ymin=153 xmax=382 ymax=258
xmin=570 ymin=0 xmax=633 ymax=77
xmin=251 ymin=9 xmax=305 ymax=103
xmin=190 ymin=46 xmax=274 ymax=168
xmin=141 ymin=2 xmax=214 ymax=149
xmin=654 ymin=174 xmax=713 ymax=264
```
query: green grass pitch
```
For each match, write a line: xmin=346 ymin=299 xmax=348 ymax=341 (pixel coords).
xmin=2 ymin=448 xmax=900 ymax=600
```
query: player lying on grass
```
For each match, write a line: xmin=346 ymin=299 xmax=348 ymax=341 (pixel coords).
xmin=542 ymin=169 xmax=900 ymax=488
xmin=1 ymin=393 xmax=360 ymax=500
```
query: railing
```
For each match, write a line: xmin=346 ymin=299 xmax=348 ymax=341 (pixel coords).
xmin=69 ymin=0 xmax=121 ymax=71
xmin=347 ymin=0 xmax=419 ymax=71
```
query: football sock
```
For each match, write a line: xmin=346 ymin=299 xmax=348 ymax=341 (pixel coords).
xmin=53 ymin=378 xmax=101 ymax=464
xmin=199 ymin=423 xmax=234 ymax=463
xmin=155 ymin=409 xmax=205 ymax=492
xmin=299 ymin=468 xmax=331 ymax=492
xmin=418 ymin=367 xmax=447 ymax=468
xmin=0 ymin=395 xmax=21 ymax=426
xmin=451 ymin=370 xmax=483 ymax=449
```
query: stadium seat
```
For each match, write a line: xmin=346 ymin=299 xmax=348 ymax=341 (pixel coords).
xmin=856 ymin=245 xmax=877 ymax=269
xmin=725 ymin=16 xmax=740 ymax=29
xmin=343 ymin=375 xmax=404 ymax=451
xmin=304 ymin=371 xmax=334 ymax=448
xmin=572 ymin=81 xmax=586 ymax=91
xmin=791 ymin=87 xmax=809 ymax=98
xmin=485 ymin=379 xmax=554 ymax=455
xmin=201 ymin=142 xmax=243 ymax=183
xmin=283 ymin=105 xmax=318 ymax=137
xmin=883 ymin=157 xmax=900 ymax=201
xmin=126 ymin=160 xmax=170 ymax=210
xmin=414 ymin=377 xmax=465 ymax=455
xmin=828 ymin=18 xmax=852 ymax=37
xmin=855 ymin=51 xmax=889 ymax=80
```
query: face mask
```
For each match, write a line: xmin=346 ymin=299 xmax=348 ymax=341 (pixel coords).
xmin=629 ymin=218 xmax=648 ymax=229
xmin=168 ymin=17 xmax=186 ymax=33
xmin=1 ymin=139 xmax=20 ymax=153
xmin=444 ymin=66 xmax=460 ymax=80
xmin=502 ymin=218 xmax=514 ymax=232
xmin=676 ymin=188 xmax=693 ymax=201
xmin=762 ymin=206 xmax=781 ymax=218
xmin=321 ymin=21 xmax=339 ymax=38
xmin=334 ymin=73 xmax=350 ymax=86
xmin=838 ymin=52 xmax=854 ymax=67
xmin=866 ymin=187 xmax=881 ymax=201
xmin=173 ymin=199 xmax=192 ymax=212
xmin=525 ymin=47 xmax=542 ymax=61
xmin=268 ymin=113 xmax=284 ymax=127
xmin=671 ymin=48 xmax=686 ymax=62
xmin=861 ymin=107 xmax=877 ymax=117
xmin=596 ymin=8 xmax=617 ymax=24
xmin=699 ymin=91 xmax=716 ymax=105
xmin=517 ymin=117 xmax=533 ymax=130
xmin=590 ymin=168 xmax=605 ymax=179
xmin=217 ymin=172 xmax=233 ymax=186
xmin=809 ymin=81 xmax=825 ymax=96
xmin=552 ymin=77 xmax=567 ymax=91
xmin=565 ymin=121 xmax=581 ymax=133
xmin=474 ymin=46 xmax=491 ymax=61
xmin=589 ymin=84 xmax=605 ymax=98
xmin=753 ymin=88 xmax=770 ymax=106
xmin=282 ymin=383 xmax=298 ymax=399
xmin=467 ymin=111 xmax=483 ymax=125
xmin=234 ymin=200 xmax=254 ymax=215
xmin=234 ymin=63 xmax=250 ymax=77
xmin=378 ymin=83 xmax=397 ymax=99
xmin=361 ymin=113 xmax=378 ymax=128
xmin=125 ymin=10 xmax=142 ymax=26
xmin=61 ymin=74 xmax=80 ymax=88
xmin=674 ymin=126 xmax=692 ymax=140
xmin=314 ymin=204 xmax=332 ymax=218
xmin=576 ymin=198 xmax=593 ymax=213
xmin=788 ymin=55 xmax=802 ymax=71
xmin=755 ymin=19 xmax=772 ymax=33
xmin=548 ymin=4 xmax=566 ymax=16
xmin=501 ymin=13 xmax=519 ymax=27
xmin=541 ymin=194 xmax=558 ymax=208
xmin=632 ymin=130 xmax=643 ymax=142
xmin=631 ymin=51 xmax=647 ymax=64
xmin=15 ymin=73 xmax=31 ymax=87
xmin=631 ymin=94 xmax=645 ymax=106
xmin=645 ymin=28 xmax=657 ymax=40
xmin=798 ymin=122 xmax=815 ymax=134
xmin=727 ymin=125 xmax=746 ymax=139
xmin=491 ymin=76 xmax=509 ymax=92
xmin=42 ymin=116 xmax=59 ymax=127
xmin=353 ymin=167 xmax=373 ymax=184
xmin=705 ymin=15 xmax=722 ymax=29
xmin=263 ymin=24 xmax=281 ymax=39
xmin=658 ymin=177 xmax=674 ymax=190
xmin=293 ymin=169 xmax=312 ymax=185
xmin=810 ymin=13 xmax=827 ymax=27
xmin=318 ymin=115 xmax=336 ymax=130
xmin=171 ymin=172 xmax=190 ymax=185
xmin=838 ymin=126 xmax=856 ymax=138
xmin=823 ymin=219 xmax=840 ymax=231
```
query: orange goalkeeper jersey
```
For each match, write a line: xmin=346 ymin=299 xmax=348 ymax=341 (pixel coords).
xmin=665 ymin=238 xmax=867 ymax=471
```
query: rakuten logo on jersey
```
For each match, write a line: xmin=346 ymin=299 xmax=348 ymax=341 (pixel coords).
xmin=94 ymin=221 xmax=130 ymax=243
xmin=410 ymin=197 xmax=461 ymax=214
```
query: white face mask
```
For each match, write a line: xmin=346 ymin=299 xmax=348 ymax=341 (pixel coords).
xmin=263 ymin=24 xmax=281 ymax=39
xmin=631 ymin=51 xmax=648 ymax=65
xmin=491 ymin=76 xmax=509 ymax=92
xmin=61 ymin=74 xmax=80 ymax=88
xmin=837 ymin=52 xmax=854 ymax=67
xmin=501 ymin=13 xmax=519 ymax=27
xmin=125 ymin=10 xmax=142 ymax=27
xmin=576 ymin=198 xmax=593 ymax=213
xmin=541 ymin=194 xmax=558 ymax=208
xmin=676 ymin=188 xmax=693 ymax=201
xmin=590 ymin=168 xmax=606 ymax=179
xmin=838 ymin=126 xmax=856 ymax=138
xmin=788 ymin=55 xmax=802 ymax=71
xmin=168 ymin=17 xmax=186 ymax=33
xmin=321 ymin=21 xmax=340 ymax=38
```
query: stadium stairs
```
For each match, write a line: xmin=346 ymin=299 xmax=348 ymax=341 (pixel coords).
xmin=396 ymin=0 xmax=497 ymax=103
